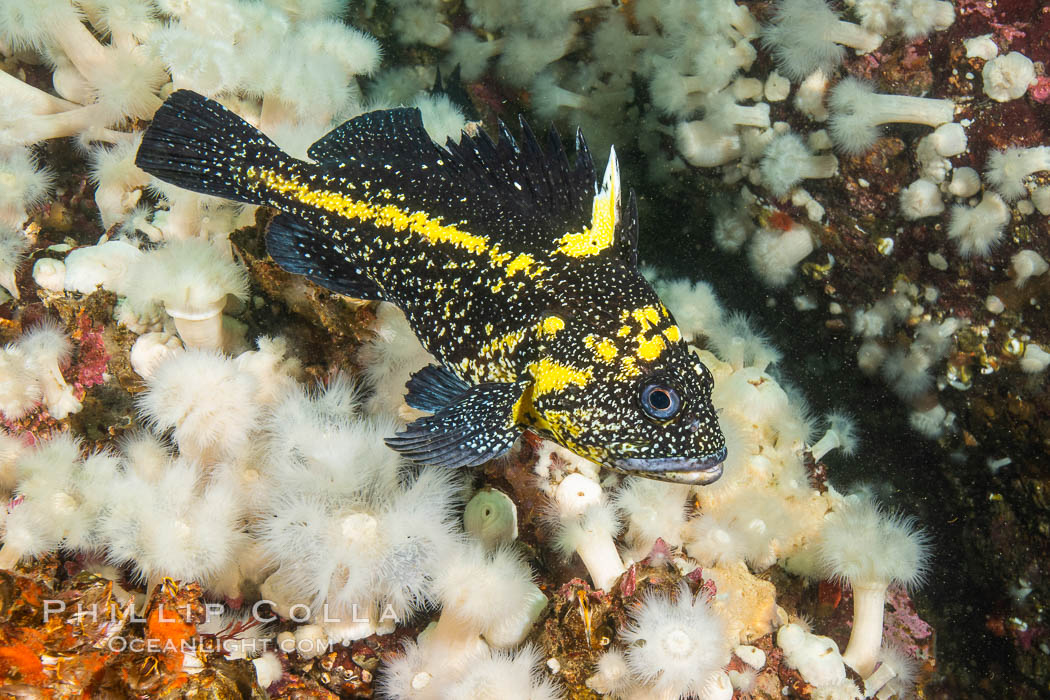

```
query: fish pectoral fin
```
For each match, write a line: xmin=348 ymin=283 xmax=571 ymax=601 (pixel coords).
xmin=265 ymin=213 xmax=385 ymax=300
xmin=404 ymin=364 xmax=472 ymax=413
xmin=385 ymin=381 xmax=526 ymax=468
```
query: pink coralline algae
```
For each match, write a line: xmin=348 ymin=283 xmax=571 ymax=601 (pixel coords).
xmin=1030 ymin=77 xmax=1050 ymax=104
xmin=71 ymin=312 xmax=108 ymax=394
xmin=698 ymin=575 xmax=717 ymax=602
xmin=641 ymin=537 xmax=674 ymax=567
xmin=955 ymin=0 xmax=996 ymax=18
xmin=884 ymin=587 xmax=935 ymax=662
xmin=620 ymin=564 xmax=638 ymax=597
xmin=1 ymin=409 xmax=57 ymax=444
xmin=989 ymin=21 xmax=1028 ymax=44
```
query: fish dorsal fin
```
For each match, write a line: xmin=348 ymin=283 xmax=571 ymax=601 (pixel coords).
xmin=549 ymin=146 xmax=638 ymax=267
xmin=303 ymin=107 xmax=599 ymax=256
xmin=440 ymin=118 xmax=596 ymax=246
xmin=618 ymin=189 xmax=640 ymax=269
xmin=591 ymin=147 xmax=621 ymax=250
xmin=307 ymin=108 xmax=431 ymax=165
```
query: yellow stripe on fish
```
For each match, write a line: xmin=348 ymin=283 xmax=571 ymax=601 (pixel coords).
xmin=528 ymin=356 xmax=593 ymax=397
xmin=555 ymin=147 xmax=620 ymax=259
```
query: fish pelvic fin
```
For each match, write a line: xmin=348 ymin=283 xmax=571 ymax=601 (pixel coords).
xmin=135 ymin=90 xmax=286 ymax=207
xmin=386 ymin=381 xmax=526 ymax=468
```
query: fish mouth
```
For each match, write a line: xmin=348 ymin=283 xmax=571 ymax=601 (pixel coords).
xmin=611 ymin=447 xmax=727 ymax=485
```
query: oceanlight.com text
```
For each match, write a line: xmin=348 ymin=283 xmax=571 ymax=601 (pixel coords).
xmin=103 ymin=635 xmax=329 ymax=656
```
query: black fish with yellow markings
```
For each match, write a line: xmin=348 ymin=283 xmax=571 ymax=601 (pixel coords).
xmin=135 ymin=90 xmax=726 ymax=484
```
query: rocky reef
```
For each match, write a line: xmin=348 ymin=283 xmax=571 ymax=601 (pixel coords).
xmin=2 ymin=0 xmax=1048 ymax=697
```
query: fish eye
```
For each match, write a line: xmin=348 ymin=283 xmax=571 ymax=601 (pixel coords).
xmin=639 ymin=382 xmax=681 ymax=420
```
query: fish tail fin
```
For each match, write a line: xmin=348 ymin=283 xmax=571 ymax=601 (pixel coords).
xmin=135 ymin=90 xmax=285 ymax=207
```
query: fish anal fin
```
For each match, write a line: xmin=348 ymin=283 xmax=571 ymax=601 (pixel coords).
xmin=385 ymin=381 xmax=525 ymax=468
xmin=265 ymin=213 xmax=384 ymax=300
xmin=404 ymin=364 xmax=471 ymax=413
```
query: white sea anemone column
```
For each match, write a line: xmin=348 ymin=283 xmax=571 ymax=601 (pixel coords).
xmin=818 ymin=496 xmax=931 ymax=677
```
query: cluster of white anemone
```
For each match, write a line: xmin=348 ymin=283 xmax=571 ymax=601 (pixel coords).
xmin=0 ymin=319 xmax=562 ymax=696
xmin=0 ymin=320 xmax=82 ymax=421
xmin=662 ymin=1 xmax=1047 ymax=437
xmin=0 ymin=336 xmax=547 ymax=696
xmin=588 ymin=583 xmax=733 ymax=700
xmin=0 ymin=261 xmax=936 ymax=698
xmin=638 ymin=272 xmax=930 ymax=698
